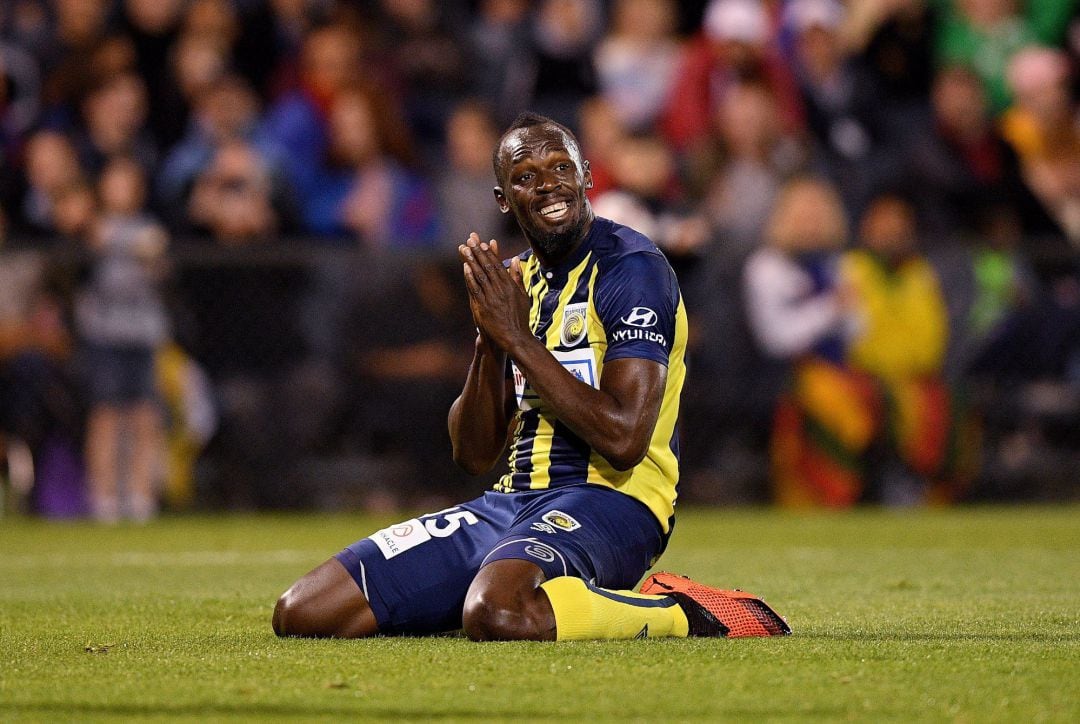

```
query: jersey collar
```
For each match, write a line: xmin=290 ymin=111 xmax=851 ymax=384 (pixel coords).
xmin=536 ymin=217 xmax=605 ymax=288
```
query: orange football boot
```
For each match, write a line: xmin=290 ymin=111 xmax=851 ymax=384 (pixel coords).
xmin=639 ymin=572 xmax=791 ymax=637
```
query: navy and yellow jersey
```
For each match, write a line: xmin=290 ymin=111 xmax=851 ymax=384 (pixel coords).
xmin=496 ymin=217 xmax=688 ymax=533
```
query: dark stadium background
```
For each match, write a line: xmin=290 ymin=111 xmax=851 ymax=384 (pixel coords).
xmin=0 ymin=0 xmax=1078 ymax=517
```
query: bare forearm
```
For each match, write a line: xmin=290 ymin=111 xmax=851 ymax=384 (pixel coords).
xmin=448 ymin=341 xmax=511 ymax=474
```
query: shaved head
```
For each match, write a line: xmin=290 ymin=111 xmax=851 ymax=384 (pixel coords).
xmin=493 ymin=112 xmax=582 ymax=185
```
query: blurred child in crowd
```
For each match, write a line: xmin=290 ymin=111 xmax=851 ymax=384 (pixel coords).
xmin=75 ymin=156 xmax=168 ymax=522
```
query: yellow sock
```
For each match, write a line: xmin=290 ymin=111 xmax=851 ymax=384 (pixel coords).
xmin=539 ymin=576 xmax=690 ymax=641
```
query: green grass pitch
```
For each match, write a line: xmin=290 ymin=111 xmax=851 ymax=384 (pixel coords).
xmin=1 ymin=506 xmax=1076 ymax=722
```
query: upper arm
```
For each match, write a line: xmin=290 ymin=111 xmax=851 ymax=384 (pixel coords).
xmin=599 ymin=357 xmax=667 ymax=431
xmin=595 ymin=251 xmax=679 ymax=367
xmin=593 ymin=250 xmax=678 ymax=440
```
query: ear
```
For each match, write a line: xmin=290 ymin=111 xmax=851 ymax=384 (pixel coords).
xmin=493 ymin=186 xmax=510 ymax=214
xmin=582 ymin=160 xmax=593 ymax=190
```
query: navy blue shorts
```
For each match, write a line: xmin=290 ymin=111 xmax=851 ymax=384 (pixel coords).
xmin=333 ymin=485 xmax=666 ymax=634
xmin=80 ymin=343 xmax=157 ymax=406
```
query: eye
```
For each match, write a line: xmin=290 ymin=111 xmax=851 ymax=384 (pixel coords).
xmin=516 ymin=172 xmax=533 ymax=183
xmin=555 ymin=162 xmax=571 ymax=172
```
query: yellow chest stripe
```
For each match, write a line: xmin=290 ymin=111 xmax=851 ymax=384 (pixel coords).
xmin=526 ymin=254 xmax=592 ymax=489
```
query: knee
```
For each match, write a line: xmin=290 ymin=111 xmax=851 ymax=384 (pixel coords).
xmin=272 ymin=586 xmax=304 ymax=637
xmin=271 ymin=559 xmax=379 ymax=639
xmin=461 ymin=586 xmax=552 ymax=642
xmin=271 ymin=582 xmax=326 ymax=638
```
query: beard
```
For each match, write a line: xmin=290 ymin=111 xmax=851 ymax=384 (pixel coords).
xmin=519 ymin=203 xmax=590 ymax=260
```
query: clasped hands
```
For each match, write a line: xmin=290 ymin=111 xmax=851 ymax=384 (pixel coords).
xmin=458 ymin=232 xmax=531 ymax=355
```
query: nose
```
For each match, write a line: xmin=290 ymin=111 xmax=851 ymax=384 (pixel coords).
xmin=536 ymin=169 xmax=560 ymax=193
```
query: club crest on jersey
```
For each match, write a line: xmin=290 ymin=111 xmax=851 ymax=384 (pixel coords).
xmin=560 ymin=302 xmax=588 ymax=347
xmin=541 ymin=510 xmax=581 ymax=531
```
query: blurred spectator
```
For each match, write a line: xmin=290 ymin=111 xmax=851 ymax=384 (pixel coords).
xmin=903 ymin=65 xmax=1058 ymax=239
xmin=745 ymin=176 xmax=852 ymax=363
xmin=75 ymin=157 xmax=169 ymax=522
xmin=744 ymin=177 xmax=861 ymax=506
xmin=17 ymin=130 xmax=83 ymax=236
xmin=158 ymin=74 xmax=286 ymax=224
xmin=842 ymin=0 xmax=937 ymax=110
xmin=436 ymin=100 xmax=509 ymax=251
xmin=36 ymin=0 xmax=112 ymax=128
xmin=964 ymin=204 xmax=1080 ymax=383
xmin=785 ymin=0 xmax=898 ymax=217
xmin=74 ymin=72 xmax=157 ymax=177
xmin=168 ymin=33 xmax=229 ymax=116
xmin=464 ymin=0 xmax=534 ymax=124
xmin=119 ymin=0 xmax=187 ymax=149
xmin=528 ymin=0 xmax=603 ymax=124
xmin=841 ymin=193 xmax=977 ymax=504
xmin=593 ymin=0 xmax=681 ymax=132
xmin=1000 ymin=46 xmax=1080 ymax=241
xmin=187 ymin=138 xmax=289 ymax=244
xmin=935 ymin=0 xmax=1077 ymax=114
xmin=263 ymin=21 xmax=365 ymax=202
xmin=0 ymin=251 xmax=84 ymax=518
xmin=946 ymin=204 xmax=1039 ymax=374
xmin=462 ymin=0 xmax=533 ymax=124
xmin=302 ymin=84 xmax=439 ymax=247
xmin=592 ymin=133 xmax=710 ymax=266
xmin=660 ymin=0 xmax=803 ymax=153
xmin=373 ymin=0 xmax=469 ymax=158
xmin=697 ymin=80 xmax=803 ymax=250
xmin=576 ymin=95 xmax=625 ymax=198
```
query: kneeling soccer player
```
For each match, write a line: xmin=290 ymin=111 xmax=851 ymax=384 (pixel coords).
xmin=273 ymin=113 xmax=789 ymax=641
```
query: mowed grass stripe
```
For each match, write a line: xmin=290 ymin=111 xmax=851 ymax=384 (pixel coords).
xmin=0 ymin=549 xmax=320 ymax=569
xmin=0 ymin=506 xmax=1077 ymax=722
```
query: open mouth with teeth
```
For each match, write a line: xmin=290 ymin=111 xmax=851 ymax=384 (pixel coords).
xmin=538 ymin=201 xmax=571 ymax=221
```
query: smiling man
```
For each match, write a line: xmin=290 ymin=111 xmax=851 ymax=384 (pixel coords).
xmin=272 ymin=113 xmax=789 ymax=641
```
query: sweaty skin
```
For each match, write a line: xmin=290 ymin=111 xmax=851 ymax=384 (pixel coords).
xmin=275 ymin=123 xmax=667 ymax=641
xmin=449 ymin=124 xmax=666 ymax=475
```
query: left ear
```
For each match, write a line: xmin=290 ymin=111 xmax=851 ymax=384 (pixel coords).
xmin=582 ymin=160 xmax=593 ymax=190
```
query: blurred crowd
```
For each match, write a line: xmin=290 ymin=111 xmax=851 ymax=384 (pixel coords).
xmin=1 ymin=0 xmax=1079 ymax=519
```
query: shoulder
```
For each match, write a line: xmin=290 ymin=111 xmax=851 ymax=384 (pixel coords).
xmin=592 ymin=217 xmax=670 ymax=275
xmin=590 ymin=219 xmax=681 ymax=319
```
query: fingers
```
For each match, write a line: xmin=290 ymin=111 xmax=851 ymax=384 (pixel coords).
xmin=460 ymin=234 xmax=516 ymax=300
xmin=463 ymin=262 xmax=486 ymax=300
xmin=466 ymin=242 xmax=505 ymax=285
xmin=459 ymin=237 xmax=492 ymax=289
